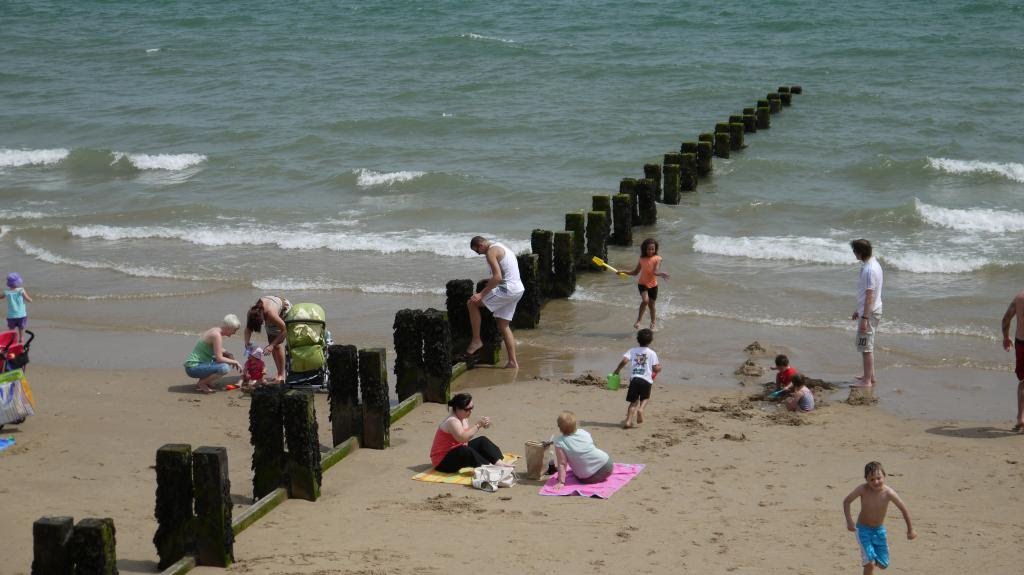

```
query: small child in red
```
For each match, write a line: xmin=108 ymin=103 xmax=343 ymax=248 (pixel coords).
xmin=768 ymin=354 xmax=800 ymax=399
xmin=241 ymin=346 xmax=267 ymax=390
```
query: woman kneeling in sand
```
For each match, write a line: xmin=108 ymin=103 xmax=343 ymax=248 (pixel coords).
xmin=183 ymin=314 xmax=243 ymax=393
xmin=430 ymin=393 xmax=511 ymax=472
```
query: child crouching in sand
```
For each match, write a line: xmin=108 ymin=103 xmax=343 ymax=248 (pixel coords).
xmin=240 ymin=346 xmax=267 ymax=391
xmin=612 ymin=328 xmax=661 ymax=429
xmin=843 ymin=461 xmax=916 ymax=574
xmin=784 ymin=374 xmax=815 ymax=412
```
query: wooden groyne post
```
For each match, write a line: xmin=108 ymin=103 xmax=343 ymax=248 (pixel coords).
xmin=393 ymin=309 xmax=424 ymax=401
xmin=193 ymin=446 xmax=233 ymax=567
xmin=32 ymin=516 xmax=74 ymax=575
xmin=564 ymin=213 xmax=586 ymax=267
xmin=282 ymin=392 xmax=322 ymax=501
xmin=551 ymin=231 xmax=576 ymax=297
xmin=661 ymin=155 xmax=681 ymax=205
xmin=643 ymin=163 xmax=662 ymax=202
xmin=154 ymin=444 xmax=194 ymax=570
xmin=71 ymin=518 xmax=117 ymax=575
xmin=327 ymin=344 xmax=361 ymax=446
xmin=511 ymin=254 xmax=541 ymax=329
xmin=249 ymin=385 xmax=286 ymax=500
xmin=420 ymin=308 xmax=453 ymax=402
xmin=530 ymin=230 xmax=554 ymax=296
xmin=359 ymin=348 xmax=390 ymax=449
xmin=611 ymin=194 xmax=632 ymax=246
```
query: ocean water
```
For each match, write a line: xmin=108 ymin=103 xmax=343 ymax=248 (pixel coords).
xmin=2 ymin=1 xmax=1023 ymax=374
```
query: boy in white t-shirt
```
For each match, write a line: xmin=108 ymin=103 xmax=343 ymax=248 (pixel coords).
xmin=612 ymin=328 xmax=662 ymax=429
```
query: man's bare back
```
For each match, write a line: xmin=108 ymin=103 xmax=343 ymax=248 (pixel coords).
xmin=1002 ymin=290 xmax=1024 ymax=347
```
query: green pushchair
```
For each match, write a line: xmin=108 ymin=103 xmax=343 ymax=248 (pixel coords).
xmin=284 ymin=302 xmax=330 ymax=391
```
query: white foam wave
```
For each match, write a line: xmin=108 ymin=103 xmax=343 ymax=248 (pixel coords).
xmin=0 ymin=210 xmax=49 ymax=220
xmin=118 ymin=152 xmax=206 ymax=171
xmin=145 ymin=48 xmax=160 ymax=53
xmin=915 ymin=199 xmax=1024 ymax=233
xmin=927 ymin=157 xmax=1024 ymax=183
xmin=15 ymin=238 xmax=214 ymax=281
xmin=883 ymin=252 xmax=992 ymax=274
xmin=68 ymin=224 xmax=528 ymax=258
xmin=693 ymin=234 xmax=853 ymax=265
xmin=0 ymin=226 xmax=9 ymax=239
xmin=463 ymin=33 xmax=516 ymax=44
xmin=355 ymin=169 xmax=425 ymax=187
xmin=0 ymin=148 xmax=69 ymax=167
xmin=252 ymin=278 xmax=445 ymax=296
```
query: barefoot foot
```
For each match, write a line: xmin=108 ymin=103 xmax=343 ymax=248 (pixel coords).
xmin=503 ymin=362 xmax=519 ymax=369
xmin=636 ymin=411 xmax=645 ymax=424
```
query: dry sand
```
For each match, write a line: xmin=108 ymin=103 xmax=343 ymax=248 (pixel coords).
xmin=2 ymin=359 xmax=1023 ymax=575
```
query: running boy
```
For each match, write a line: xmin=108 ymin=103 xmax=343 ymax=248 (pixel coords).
xmin=612 ymin=328 xmax=661 ymax=429
xmin=843 ymin=461 xmax=916 ymax=574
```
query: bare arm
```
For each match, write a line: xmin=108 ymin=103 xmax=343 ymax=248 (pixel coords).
xmin=856 ymin=288 xmax=875 ymax=329
xmin=652 ymin=257 xmax=670 ymax=279
xmin=211 ymin=331 xmax=240 ymax=370
xmin=652 ymin=362 xmax=662 ymax=376
xmin=612 ymin=357 xmax=629 ymax=375
xmin=842 ymin=486 xmax=862 ymax=531
xmin=444 ymin=416 xmax=490 ymax=443
xmin=264 ymin=310 xmax=288 ymax=349
xmin=21 ymin=289 xmax=32 ymax=303
xmin=555 ymin=446 xmax=568 ymax=487
xmin=470 ymin=246 xmax=504 ymax=303
xmin=625 ymin=260 xmax=641 ymax=276
xmin=889 ymin=489 xmax=916 ymax=539
xmin=1002 ymin=300 xmax=1016 ymax=351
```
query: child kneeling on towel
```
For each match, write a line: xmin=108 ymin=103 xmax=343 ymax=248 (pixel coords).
xmin=553 ymin=411 xmax=614 ymax=489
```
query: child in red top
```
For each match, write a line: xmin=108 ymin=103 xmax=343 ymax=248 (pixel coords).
xmin=623 ymin=238 xmax=670 ymax=330
xmin=771 ymin=354 xmax=799 ymax=395
xmin=241 ymin=346 xmax=267 ymax=390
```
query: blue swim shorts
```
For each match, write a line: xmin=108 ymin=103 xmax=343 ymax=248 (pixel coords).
xmin=856 ymin=523 xmax=889 ymax=569
xmin=185 ymin=361 xmax=230 ymax=379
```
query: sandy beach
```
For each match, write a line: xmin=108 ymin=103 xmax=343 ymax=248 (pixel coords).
xmin=2 ymin=329 xmax=1022 ymax=574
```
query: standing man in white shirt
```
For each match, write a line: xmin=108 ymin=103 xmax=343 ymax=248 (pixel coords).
xmin=465 ymin=236 xmax=525 ymax=369
xmin=851 ymin=239 xmax=883 ymax=387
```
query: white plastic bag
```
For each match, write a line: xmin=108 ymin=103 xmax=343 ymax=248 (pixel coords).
xmin=472 ymin=464 xmax=518 ymax=492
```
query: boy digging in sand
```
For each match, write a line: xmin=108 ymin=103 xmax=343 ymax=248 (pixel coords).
xmin=612 ymin=328 xmax=661 ymax=429
xmin=843 ymin=461 xmax=916 ymax=574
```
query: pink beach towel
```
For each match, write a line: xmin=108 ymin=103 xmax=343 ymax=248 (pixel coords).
xmin=539 ymin=463 xmax=644 ymax=499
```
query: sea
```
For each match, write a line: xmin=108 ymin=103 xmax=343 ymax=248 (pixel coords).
xmin=2 ymin=1 xmax=1022 ymax=417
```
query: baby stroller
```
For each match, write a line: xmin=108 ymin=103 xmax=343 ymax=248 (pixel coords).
xmin=0 ymin=330 xmax=34 ymax=431
xmin=284 ymin=303 xmax=330 ymax=392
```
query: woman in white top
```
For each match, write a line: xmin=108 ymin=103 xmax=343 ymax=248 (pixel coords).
xmin=553 ymin=411 xmax=614 ymax=489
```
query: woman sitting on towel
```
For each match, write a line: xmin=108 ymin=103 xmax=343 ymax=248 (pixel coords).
xmin=430 ymin=393 xmax=510 ymax=472
xmin=553 ymin=411 xmax=614 ymax=488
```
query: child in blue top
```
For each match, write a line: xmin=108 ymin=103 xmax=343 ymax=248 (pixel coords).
xmin=2 ymin=273 xmax=32 ymax=342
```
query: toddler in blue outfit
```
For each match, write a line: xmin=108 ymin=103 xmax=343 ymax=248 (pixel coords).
xmin=3 ymin=273 xmax=32 ymax=342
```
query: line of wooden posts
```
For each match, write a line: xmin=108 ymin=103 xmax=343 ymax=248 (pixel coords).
xmin=28 ymin=85 xmax=802 ymax=575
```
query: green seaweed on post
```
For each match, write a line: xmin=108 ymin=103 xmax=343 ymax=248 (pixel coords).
xmin=611 ymin=194 xmax=632 ymax=246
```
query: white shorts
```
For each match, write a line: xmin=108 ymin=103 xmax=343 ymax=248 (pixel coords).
xmin=856 ymin=312 xmax=881 ymax=353
xmin=483 ymin=288 xmax=524 ymax=321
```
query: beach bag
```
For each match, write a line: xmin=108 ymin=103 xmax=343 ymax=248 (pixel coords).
xmin=0 ymin=369 xmax=34 ymax=425
xmin=524 ymin=440 xmax=549 ymax=480
xmin=472 ymin=464 xmax=517 ymax=492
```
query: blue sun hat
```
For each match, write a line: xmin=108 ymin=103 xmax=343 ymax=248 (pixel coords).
xmin=6 ymin=273 xmax=22 ymax=289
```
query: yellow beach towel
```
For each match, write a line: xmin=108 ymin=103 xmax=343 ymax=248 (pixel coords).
xmin=412 ymin=454 xmax=520 ymax=485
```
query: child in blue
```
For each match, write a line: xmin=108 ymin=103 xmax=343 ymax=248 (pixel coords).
xmin=2 ymin=273 xmax=32 ymax=342
xmin=611 ymin=328 xmax=661 ymax=429
xmin=843 ymin=461 xmax=917 ymax=574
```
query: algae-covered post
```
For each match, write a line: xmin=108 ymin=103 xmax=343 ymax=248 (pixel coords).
xmin=661 ymin=159 xmax=680 ymax=205
xmin=790 ymin=85 xmax=802 ymax=94
xmin=586 ymin=210 xmax=608 ymax=269
xmin=643 ymin=163 xmax=662 ymax=202
xmin=472 ymin=279 xmax=502 ymax=364
xmin=249 ymin=385 xmax=286 ymax=500
xmin=696 ymin=134 xmax=713 ymax=176
xmin=713 ymin=129 xmax=731 ymax=159
xmin=564 ymin=213 xmax=586 ymax=267
xmin=551 ymin=231 xmax=576 ymax=298
xmin=511 ymin=254 xmax=541 ymax=330
xmin=619 ymin=178 xmax=640 ymax=224
xmin=756 ymin=104 xmax=771 ymax=130
xmin=71 ymin=518 xmax=117 ymax=575
xmin=777 ymin=86 xmax=792 ymax=106
xmin=611 ymin=194 xmax=632 ymax=246
xmin=32 ymin=516 xmax=74 ymax=575
xmin=282 ymin=392 xmax=323 ymax=501
xmin=637 ymin=179 xmax=658 ymax=226
xmin=393 ymin=309 xmax=424 ymax=402
xmin=728 ymin=121 xmax=745 ymax=150
xmin=154 ymin=444 xmax=194 ymax=570
xmin=767 ymin=92 xmax=782 ymax=113
xmin=445 ymin=279 xmax=474 ymax=353
xmin=680 ymin=153 xmax=698 ymax=192
xmin=327 ymin=344 xmax=360 ymax=447
xmin=742 ymin=107 xmax=757 ymax=133
xmin=420 ymin=308 xmax=453 ymax=403
xmin=359 ymin=348 xmax=390 ymax=449
xmin=592 ymin=195 xmax=612 ymax=240
xmin=529 ymin=230 xmax=554 ymax=297
xmin=193 ymin=446 xmax=233 ymax=567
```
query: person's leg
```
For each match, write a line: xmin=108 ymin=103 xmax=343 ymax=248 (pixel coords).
xmin=435 ymin=445 xmax=489 ymax=472
xmin=634 ymin=290 xmax=650 ymax=329
xmin=1016 ymin=379 xmax=1024 ymax=430
xmin=272 ymin=344 xmax=285 ymax=383
xmin=467 ymin=436 xmax=503 ymax=464
xmin=195 ymin=372 xmax=220 ymax=393
xmin=648 ymin=300 xmax=657 ymax=330
xmin=624 ymin=401 xmax=639 ymax=428
xmin=466 ymin=299 xmax=483 ymax=354
xmin=863 ymin=563 xmax=874 ymax=575
xmin=496 ymin=318 xmax=518 ymax=368
xmin=862 ymin=351 xmax=875 ymax=386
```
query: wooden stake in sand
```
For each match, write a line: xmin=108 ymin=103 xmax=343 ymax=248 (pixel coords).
xmin=193 ymin=446 xmax=233 ymax=567
xmin=32 ymin=516 xmax=74 ymax=575
xmin=327 ymin=344 xmax=360 ymax=447
xmin=154 ymin=444 xmax=194 ymax=570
